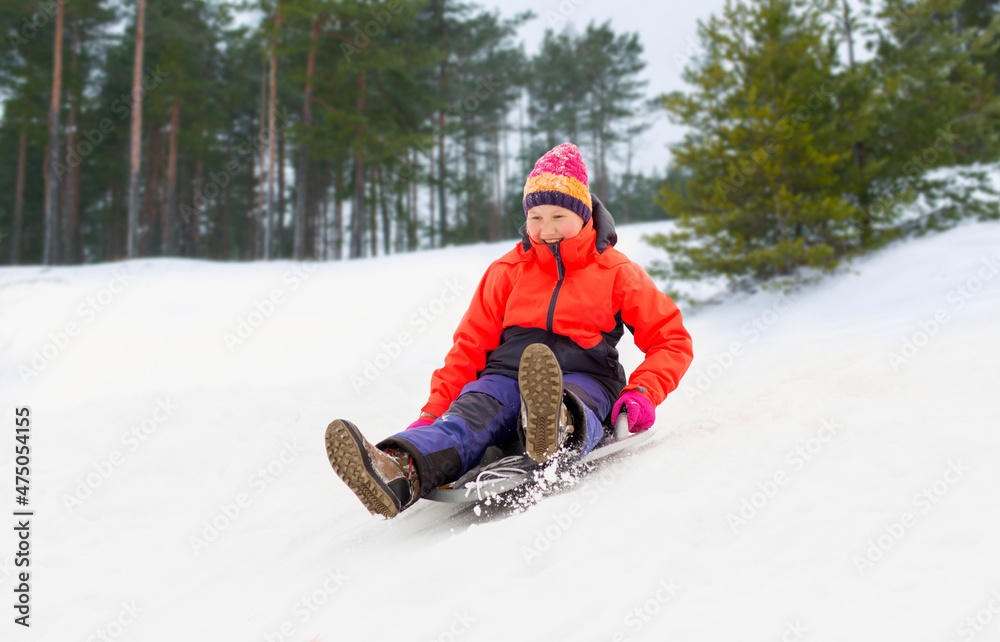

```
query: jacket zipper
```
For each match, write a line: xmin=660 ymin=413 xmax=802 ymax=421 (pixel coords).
xmin=546 ymin=244 xmax=565 ymax=333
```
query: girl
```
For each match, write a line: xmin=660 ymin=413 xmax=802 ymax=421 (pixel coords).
xmin=325 ymin=143 xmax=693 ymax=518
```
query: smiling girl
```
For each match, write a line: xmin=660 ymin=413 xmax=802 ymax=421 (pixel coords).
xmin=325 ymin=143 xmax=694 ymax=518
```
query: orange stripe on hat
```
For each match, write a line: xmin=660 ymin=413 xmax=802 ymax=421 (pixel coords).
xmin=522 ymin=173 xmax=592 ymax=210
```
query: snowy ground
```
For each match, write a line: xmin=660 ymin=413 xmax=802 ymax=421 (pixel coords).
xmin=1 ymin=219 xmax=999 ymax=642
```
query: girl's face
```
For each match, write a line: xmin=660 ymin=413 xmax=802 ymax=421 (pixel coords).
xmin=525 ymin=205 xmax=584 ymax=245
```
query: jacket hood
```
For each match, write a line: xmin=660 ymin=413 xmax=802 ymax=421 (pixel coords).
xmin=518 ymin=193 xmax=618 ymax=254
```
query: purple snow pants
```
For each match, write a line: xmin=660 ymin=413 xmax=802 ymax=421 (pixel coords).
xmin=378 ymin=374 xmax=612 ymax=497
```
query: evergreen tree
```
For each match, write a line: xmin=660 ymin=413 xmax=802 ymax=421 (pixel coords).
xmin=578 ymin=22 xmax=649 ymax=199
xmin=525 ymin=22 xmax=653 ymax=219
xmin=868 ymin=0 xmax=1000 ymax=233
xmin=0 ymin=1 xmax=663 ymax=264
xmin=648 ymin=0 xmax=857 ymax=288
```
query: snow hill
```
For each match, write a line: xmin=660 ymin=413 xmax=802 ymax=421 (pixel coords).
xmin=1 ymin=219 xmax=999 ymax=642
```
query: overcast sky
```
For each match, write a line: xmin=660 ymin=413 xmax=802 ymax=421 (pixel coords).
xmin=485 ymin=0 xmax=731 ymax=175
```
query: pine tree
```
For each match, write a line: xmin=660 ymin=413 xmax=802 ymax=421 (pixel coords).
xmin=648 ymin=0 xmax=857 ymax=288
xmin=869 ymin=0 xmax=1000 ymax=232
xmin=42 ymin=0 xmax=65 ymax=265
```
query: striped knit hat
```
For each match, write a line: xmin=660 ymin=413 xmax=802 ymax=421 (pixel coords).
xmin=522 ymin=143 xmax=593 ymax=224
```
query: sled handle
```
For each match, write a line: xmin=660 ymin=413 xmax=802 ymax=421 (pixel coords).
xmin=614 ymin=406 xmax=630 ymax=440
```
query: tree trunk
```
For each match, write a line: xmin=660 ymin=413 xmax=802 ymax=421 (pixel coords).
xmin=437 ymin=108 xmax=447 ymax=246
xmin=379 ymin=167 xmax=391 ymax=256
xmin=429 ymin=143 xmax=436 ymax=248
xmin=111 ymin=183 xmax=124 ymax=260
xmin=61 ymin=16 xmax=81 ymax=264
xmin=599 ymin=132 xmax=608 ymax=198
xmin=247 ymin=140 xmax=257 ymax=260
xmin=395 ymin=182 xmax=405 ymax=254
xmin=189 ymin=58 xmax=210 ymax=259
xmin=304 ymin=162 xmax=314 ymax=256
xmin=178 ymin=155 xmax=188 ymax=253
xmin=320 ymin=171 xmax=329 ymax=260
xmin=840 ymin=0 xmax=871 ymax=247
xmin=141 ymin=122 xmax=162 ymax=256
xmin=351 ymin=73 xmax=366 ymax=259
xmin=62 ymin=98 xmax=79 ymax=263
xmin=222 ymin=138 xmax=232 ymax=259
xmin=410 ymin=149 xmax=418 ymax=251
xmin=277 ymin=127 xmax=286 ymax=257
xmin=436 ymin=0 xmax=448 ymax=248
xmin=464 ymin=113 xmax=474 ymax=242
xmin=255 ymin=62 xmax=267 ymax=258
xmin=501 ymin=108 xmax=509 ymax=236
xmin=490 ymin=117 xmax=500 ymax=242
xmin=10 ymin=126 xmax=27 ymax=265
xmin=623 ymin=139 xmax=634 ymax=224
xmin=191 ymin=151 xmax=203 ymax=258
xmin=369 ymin=166 xmax=378 ymax=258
xmin=127 ymin=0 xmax=146 ymax=258
xmin=841 ymin=0 xmax=856 ymax=68
xmin=294 ymin=16 xmax=320 ymax=260
xmin=351 ymin=153 xmax=365 ymax=259
xmin=334 ymin=162 xmax=344 ymax=260
xmin=265 ymin=5 xmax=282 ymax=260
xmin=163 ymin=94 xmax=180 ymax=256
xmin=43 ymin=1 xmax=65 ymax=265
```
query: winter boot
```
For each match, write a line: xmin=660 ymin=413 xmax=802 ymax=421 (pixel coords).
xmin=518 ymin=343 xmax=574 ymax=463
xmin=324 ymin=419 xmax=420 ymax=518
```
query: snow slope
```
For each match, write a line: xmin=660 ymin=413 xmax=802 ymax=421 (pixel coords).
xmin=1 ymin=220 xmax=999 ymax=642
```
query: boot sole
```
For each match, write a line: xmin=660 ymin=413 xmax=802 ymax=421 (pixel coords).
xmin=324 ymin=419 xmax=399 ymax=519
xmin=519 ymin=344 xmax=564 ymax=463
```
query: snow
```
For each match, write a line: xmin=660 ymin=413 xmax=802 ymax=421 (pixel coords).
xmin=2 ymin=218 xmax=999 ymax=642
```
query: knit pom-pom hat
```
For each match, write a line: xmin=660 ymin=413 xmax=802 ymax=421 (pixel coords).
xmin=522 ymin=143 xmax=593 ymax=224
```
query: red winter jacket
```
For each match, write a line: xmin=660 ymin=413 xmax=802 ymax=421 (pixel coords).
xmin=420 ymin=195 xmax=693 ymax=420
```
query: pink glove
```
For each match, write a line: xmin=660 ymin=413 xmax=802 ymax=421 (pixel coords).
xmin=406 ymin=417 xmax=434 ymax=430
xmin=611 ymin=391 xmax=655 ymax=433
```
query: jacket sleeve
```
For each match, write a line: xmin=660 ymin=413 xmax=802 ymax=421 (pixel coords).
xmin=420 ymin=260 xmax=512 ymax=419
xmin=616 ymin=261 xmax=694 ymax=406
